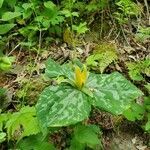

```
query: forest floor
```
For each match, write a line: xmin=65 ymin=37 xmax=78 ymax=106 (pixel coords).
xmin=0 ymin=28 xmax=150 ymax=149
xmin=0 ymin=4 xmax=150 ymax=148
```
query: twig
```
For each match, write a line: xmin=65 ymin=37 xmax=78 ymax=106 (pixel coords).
xmin=120 ymin=25 xmax=130 ymax=46
xmin=8 ymin=43 xmax=21 ymax=56
xmin=144 ymin=0 xmax=150 ymax=25
xmin=38 ymin=29 xmax=42 ymax=51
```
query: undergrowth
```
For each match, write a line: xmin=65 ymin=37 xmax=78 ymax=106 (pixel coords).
xmin=0 ymin=0 xmax=149 ymax=149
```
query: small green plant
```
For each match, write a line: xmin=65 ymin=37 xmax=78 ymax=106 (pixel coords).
xmin=34 ymin=58 xmax=143 ymax=149
xmin=123 ymin=102 xmax=145 ymax=121
xmin=124 ymin=59 xmax=150 ymax=132
xmin=0 ymin=0 xmax=66 ymax=48
xmin=0 ymin=106 xmax=41 ymax=141
xmin=123 ymin=96 xmax=150 ymax=132
xmin=0 ymin=0 xmax=20 ymax=35
xmin=72 ymin=22 xmax=89 ymax=36
xmin=114 ymin=0 xmax=140 ymax=24
xmin=17 ymin=133 xmax=55 ymax=150
xmin=136 ymin=27 xmax=150 ymax=42
xmin=70 ymin=124 xmax=102 ymax=150
xmin=18 ymin=0 xmax=65 ymax=45
xmin=123 ymin=83 xmax=150 ymax=132
xmin=63 ymin=22 xmax=89 ymax=47
xmin=36 ymin=58 xmax=142 ymax=129
xmin=86 ymin=42 xmax=118 ymax=73
xmin=15 ymin=75 xmax=46 ymax=104
xmin=85 ymin=0 xmax=108 ymax=12
xmin=126 ymin=58 xmax=150 ymax=81
xmin=0 ymin=55 xmax=15 ymax=71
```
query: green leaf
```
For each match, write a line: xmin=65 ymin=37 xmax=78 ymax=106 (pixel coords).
xmin=87 ymin=72 xmax=143 ymax=115
xmin=74 ymin=125 xmax=100 ymax=145
xmin=70 ymin=124 xmax=102 ymax=149
xmin=70 ymin=138 xmax=85 ymax=150
xmin=22 ymin=3 xmax=33 ymax=10
xmin=5 ymin=0 xmax=16 ymax=8
xmin=127 ymin=61 xmax=143 ymax=81
xmin=44 ymin=1 xmax=56 ymax=10
xmin=2 ymin=12 xmax=21 ymax=21
xmin=72 ymin=22 xmax=89 ymax=34
xmin=23 ymin=9 xmax=33 ymax=19
xmin=126 ymin=59 xmax=150 ymax=81
xmin=0 ymin=0 xmax=4 ymax=8
xmin=45 ymin=58 xmax=73 ymax=79
xmin=0 ymin=24 xmax=16 ymax=35
xmin=123 ymin=103 xmax=145 ymax=121
xmin=19 ymin=25 xmax=39 ymax=40
xmin=17 ymin=134 xmax=56 ymax=150
xmin=5 ymin=106 xmax=41 ymax=140
xmin=45 ymin=58 xmax=64 ymax=78
xmin=61 ymin=10 xmax=79 ymax=17
xmin=145 ymin=113 xmax=150 ymax=131
xmin=0 ymin=56 xmax=15 ymax=71
xmin=71 ymin=12 xmax=79 ymax=17
xmin=0 ymin=132 xmax=6 ymax=143
xmin=136 ymin=27 xmax=150 ymax=42
xmin=86 ymin=55 xmax=99 ymax=67
xmin=36 ymin=85 xmax=91 ymax=128
xmin=0 ymin=113 xmax=9 ymax=131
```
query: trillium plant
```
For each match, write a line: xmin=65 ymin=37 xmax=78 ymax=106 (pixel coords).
xmin=36 ymin=58 xmax=143 ymax=128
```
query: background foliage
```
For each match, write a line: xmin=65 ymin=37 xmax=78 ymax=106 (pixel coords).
xmin=0 ymin=0 xmax=149 ymax=149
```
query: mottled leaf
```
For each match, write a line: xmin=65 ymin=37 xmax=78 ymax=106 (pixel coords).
xmin=87 ymin=72 xmax=143 ymax=115
xmin=36 ymin=85 xmax=91 ymax=127
xmin=45 ymin=58 xmax=73 ymax=79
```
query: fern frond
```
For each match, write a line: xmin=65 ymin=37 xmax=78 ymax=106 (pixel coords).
xmin=126 ymin=58 xmax=150 ymax=81
xmin=86 ymin=42 xmax=118 ymax=73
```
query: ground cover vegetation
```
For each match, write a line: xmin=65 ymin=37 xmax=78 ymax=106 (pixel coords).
xmin=0 ymin=0 xmax=150 ymax=149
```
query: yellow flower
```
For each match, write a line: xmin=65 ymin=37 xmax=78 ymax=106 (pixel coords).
xmin=74 ymin=65 xmax=88 ymax=89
